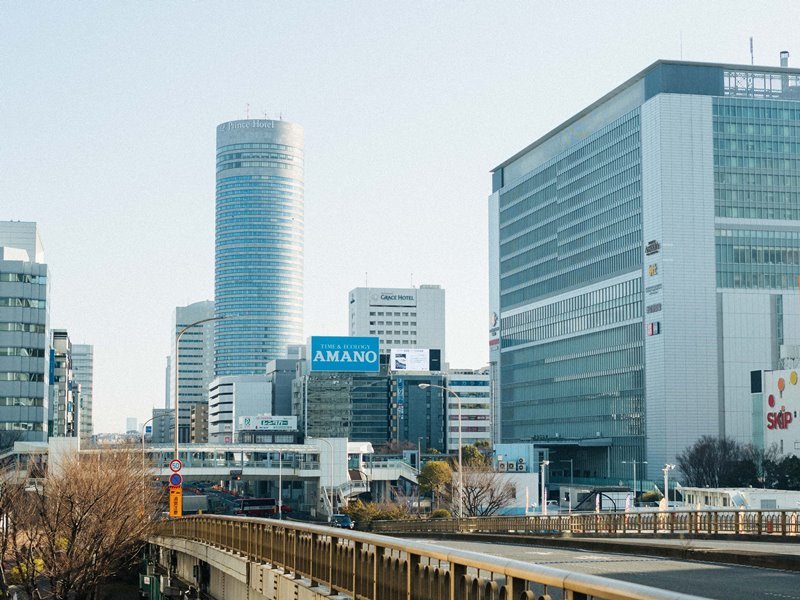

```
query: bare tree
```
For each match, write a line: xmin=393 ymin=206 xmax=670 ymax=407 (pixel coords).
xmin=455 ymin=466 xmax=516 ymax=517
xmin=0 ymin=449 xmax=163 ymax=599
xmin=677 ymin=436 xmax=761 ymax=487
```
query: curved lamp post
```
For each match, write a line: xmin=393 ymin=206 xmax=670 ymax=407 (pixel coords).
xmin=419 ymin=383 xmax=463 ymax=518
xmin=173 ymin=316 xmax=225 ymax=460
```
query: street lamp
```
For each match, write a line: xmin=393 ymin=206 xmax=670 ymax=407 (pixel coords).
xmin=419 ymin=383 xmax=463 ymax=518
xmin=559 ymin=459 xmax=574 ymax=513
xmin=173 ymin=316 xmax=225 ymax=461
xmin=622 ymin=460 xmax=647 ymax=503
xmin=417 ymin=436 xmax=424 ymax=514
xmin=308 ymin=437 xmax=334 ymax=522
xmin=663 ymin=463 xmax=676 ymax=504
xmin=540 ymin=460 xmax=550 ymax=515
xmin=140 ymin=410 xmax=175 ymax=513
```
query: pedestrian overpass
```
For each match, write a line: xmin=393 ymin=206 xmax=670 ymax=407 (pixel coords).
xmin=0 ymin=440 xmax=419 ymax=518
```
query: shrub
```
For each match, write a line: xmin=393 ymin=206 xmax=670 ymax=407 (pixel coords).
xmin=430 ymin=508 xmax=451 ymax=519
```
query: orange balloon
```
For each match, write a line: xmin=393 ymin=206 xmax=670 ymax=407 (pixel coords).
xmin=778 ymin=378 xmax=786 ymax=392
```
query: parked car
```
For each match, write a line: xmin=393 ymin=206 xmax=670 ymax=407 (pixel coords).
xmin=331 ymin=514 xmax=354 ymax=529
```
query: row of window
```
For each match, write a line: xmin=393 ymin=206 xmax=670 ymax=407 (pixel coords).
xmin=714 ymin=97 xmax=800 ymax=120
xmin=217 ymin=142 xmax=303 ymax=155
xmin=0 ymin=347 xmax=44 ymax=357
xmin=0 ymin=322 xmax=45 ymax=333
xmin=503 ymin=278 xmax=641 ymax=331
xmin=0 ymin=421 xmax=43 ymax=431
xmin=369 ymin=321 xmax=417 ymax=326
xmin=714 ymin=121 xmax=800 ymax=138
xmin=217 ymin=151 xmax=301 ymax=163
xmin=0 ymin=273 xmax=46 ymax=284
xmin=714 ymin=138 xmax=800 ymax=154
xmin=0 ymin=396 xmax=43 ymax=406
xmin=0 ymin=297 xmax=44 ymax=308
xmin=216 ymin=161 xmax=303 ymax=174
xmin=370 ymin=330 xmax=415 ymax=336
xmin=0 ymin=372 xmax=44 ymax=382
xmin=715 ymin=155 xmax=800 ymax=171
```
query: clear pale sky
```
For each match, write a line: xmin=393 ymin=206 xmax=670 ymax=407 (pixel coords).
xmin=2 ymin=2 xmax=798 ymax=433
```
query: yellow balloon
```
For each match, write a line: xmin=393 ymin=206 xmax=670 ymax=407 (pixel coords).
xmin=792 ymin=372 xmax=798 ymax=385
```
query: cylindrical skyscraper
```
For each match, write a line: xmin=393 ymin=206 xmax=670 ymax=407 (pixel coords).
xmin=214 ymin=119 xmax=304 ymax=376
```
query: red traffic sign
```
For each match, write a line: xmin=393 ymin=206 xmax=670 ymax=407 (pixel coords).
xmin=169 ymin=459 xmax=183 ymax=472
xmin=169 ymin=472 xmax=183 ymax=487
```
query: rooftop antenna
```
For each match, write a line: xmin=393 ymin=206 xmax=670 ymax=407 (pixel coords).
xmin=365 ymin=272 xmax=368 ymax=287
xmin=750 ymin=37 xmax=754 ymax=65
xmin=246 ymin=103 xmax=250 ymax=119
xmin=411 ymin=273 xmax=414 ymax=288
xmin=679 ymin=31 xmax=683 ymax=60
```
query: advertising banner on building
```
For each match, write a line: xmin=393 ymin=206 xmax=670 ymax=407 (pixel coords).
xmin=390 ymin=348 xmax=430 ymax=371
xmin=310 ymin=336 xmax=380 ymax=372
xmin=238 ymin=415 xmax=298 ymax=431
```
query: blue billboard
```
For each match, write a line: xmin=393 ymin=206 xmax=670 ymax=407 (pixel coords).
xmin=310 ymin=336 xmax=380 ymax=372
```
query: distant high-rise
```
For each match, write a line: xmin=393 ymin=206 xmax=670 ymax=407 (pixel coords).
xmin=72 ymin=344 xmax=93 ymax=441
xmin=214 ymin=119 xmax=305 ymax=376
xmin=169 ymin=301 xmax=215 ymax=443
xmin=50 ymin=329 xmax=79 ymax=438
xmin=0 ymin=221 xmax=49 ymax=443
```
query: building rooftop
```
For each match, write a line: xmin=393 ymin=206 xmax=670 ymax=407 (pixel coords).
xmin=492 ymin=59 xmax=800 ymax=176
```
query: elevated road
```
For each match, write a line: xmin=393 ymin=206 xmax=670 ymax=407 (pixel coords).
xmin=419 ymin=537 xmax=800 ymax=599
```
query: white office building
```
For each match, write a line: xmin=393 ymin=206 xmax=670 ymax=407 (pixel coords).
xmin=168 ymin=300 xmax=215 ymax=443
xmin=349 ymin=285 xmax=445 ymax=360
xmin=208 ymin=375 xmax=271 ymax=444
xmin=446 ymin=368 xmax=492 ymax=450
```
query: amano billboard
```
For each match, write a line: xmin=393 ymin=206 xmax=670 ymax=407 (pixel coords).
xmin=310 ymin=336 xmax=380 ymax=372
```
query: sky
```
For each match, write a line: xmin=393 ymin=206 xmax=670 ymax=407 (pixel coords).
xmin=2 ymin=2 xmax=799 ymax=433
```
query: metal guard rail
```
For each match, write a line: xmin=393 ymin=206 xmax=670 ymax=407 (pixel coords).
xmin=154 ymin=515 xmax=706 ymax=600
xmin=369 ymin=508 xmax=800 ymax=537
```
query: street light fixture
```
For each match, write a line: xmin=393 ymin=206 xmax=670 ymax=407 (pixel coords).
xmin=559 ymin=459 xmax=574 ymax=513
xmin=663 ymin=463 xmax=676 ymax=504
xmin=308 ymin=437 xmax=334 ymax=522
xmin=173 ymin=316 xmax=225 ymax=461
xmin=140 ymin=410 xmax=175 ymax=513
xmin=419 ymin=383 xmax=463 ymax=518
xmin=621 ymin=460 xmax=648 ymax=503
xmin=540 ymin=460 xmax=550 ymax=515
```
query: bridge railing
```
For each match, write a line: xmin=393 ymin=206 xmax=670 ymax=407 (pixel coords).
xmin=154 ymin=515 xmax=706 ymax=600
xmin=369 ymin=508 xmax=800 ymax=537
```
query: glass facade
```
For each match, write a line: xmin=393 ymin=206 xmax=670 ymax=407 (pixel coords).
xmin=215 ymin=121 xmax=304 ymax=376
xmin=0 ymin=256 xmax=48 ymax=442
xmin=714 ymin=97 xmax=800 ymax=289
xmin=497 ymin=111 xmax=645 ymax=471
xmin=499 ymin=112 xmax=642 ymax=309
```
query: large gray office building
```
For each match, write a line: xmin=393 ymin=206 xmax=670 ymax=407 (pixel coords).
xmin=489 ymin=58 xmax=800 ymax=484
xmin=0 ymin=222 xmax=49 ymax=442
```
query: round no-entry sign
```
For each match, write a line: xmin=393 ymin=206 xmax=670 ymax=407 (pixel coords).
xmin=169 ymin=459 xmax=183 ymax=472
xmin=169 ymin=472 xmax=183 ymax=487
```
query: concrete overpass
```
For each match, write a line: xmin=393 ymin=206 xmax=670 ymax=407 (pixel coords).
xmin=146 ymin=515 xmax=705 ymax=599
